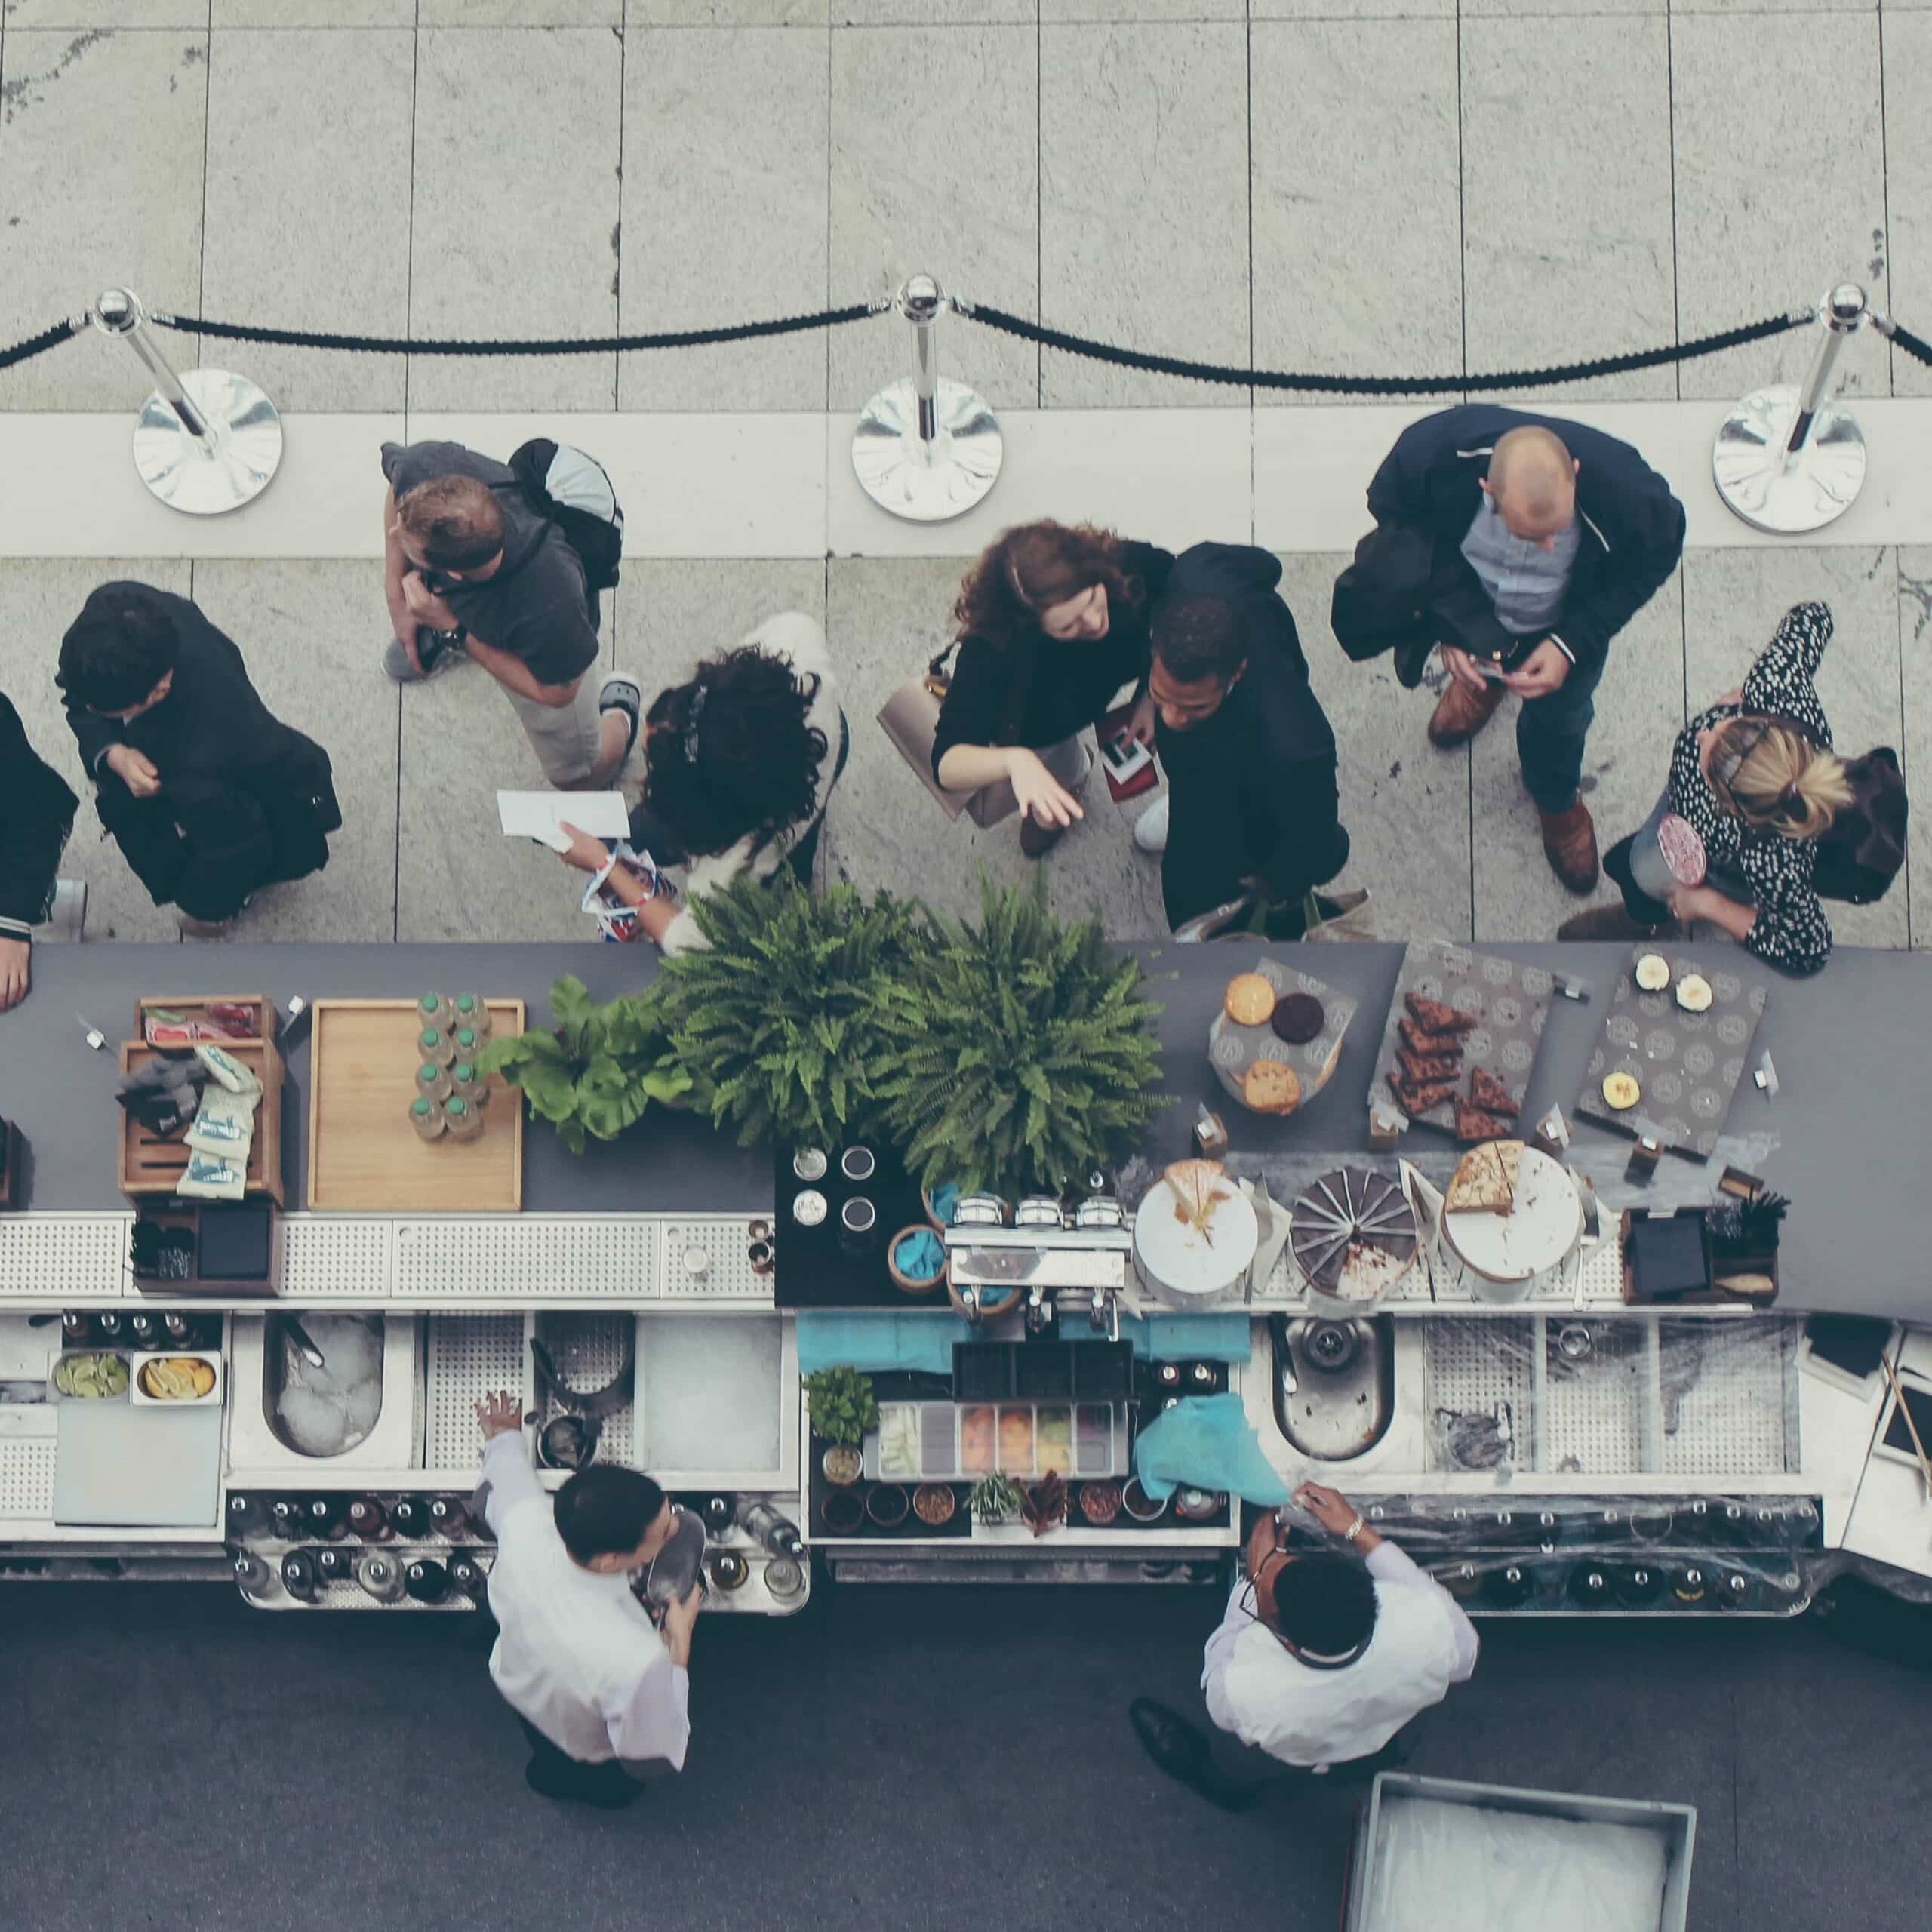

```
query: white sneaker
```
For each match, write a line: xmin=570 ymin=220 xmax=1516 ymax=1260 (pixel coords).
xmin=1133 ymin=792 xmax=1169 ymax=854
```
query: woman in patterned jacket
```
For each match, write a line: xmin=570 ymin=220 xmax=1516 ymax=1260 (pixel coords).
xmin=1560 ymin=601 xmax=1854 ymax=975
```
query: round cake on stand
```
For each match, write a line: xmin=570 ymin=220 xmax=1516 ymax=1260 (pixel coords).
xmin=1287 ymin=1168 xmax=1420 ymax=1315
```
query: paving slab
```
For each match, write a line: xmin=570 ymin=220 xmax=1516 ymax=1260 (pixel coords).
xmin=1250 ymin=20 xmax=1463 ymax=407
xmin=627 ymin=0 xmax=826 ymax=20
xmin=828 ymin=23 xmax=1038 ymax=412
xmin=1880 ymin=14 xmax=1932 ymax=401
xmin=0 ymin=26 xmax=208 ymax=410
xmin=1900 ymin=544 xmax=1932 ymax=949
xmin=406 ymin=26 xmax=624 ymax=411
xmin=618 ymin=23 xmax=830 ymax=411
xmin=1038 ymin=20 xmax=1249 ymax=408
xmin=198 ymin=26 xmax=414 ymax=412
xmin=1460 ymin=14 xmax=1677 ymax=403
xmin=212 ymin=2 xmax=414 ymax=23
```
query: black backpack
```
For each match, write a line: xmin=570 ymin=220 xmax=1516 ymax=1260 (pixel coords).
xmin=1811 ymin=746 xmax=1906 ymax=905
xmin=507 ymin=438 xmax=624 ymax=594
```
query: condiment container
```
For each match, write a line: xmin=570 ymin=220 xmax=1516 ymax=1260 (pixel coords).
xmin=129 ymin=1349 xmax=225 ymax=1408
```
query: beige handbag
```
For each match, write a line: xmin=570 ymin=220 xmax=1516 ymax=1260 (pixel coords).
xmin=876 ymin=653 xmax=1020 ymax=829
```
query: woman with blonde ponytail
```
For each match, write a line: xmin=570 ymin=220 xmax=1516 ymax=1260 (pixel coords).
xmin=1561 ymin=601 xmax=1851 ymax=974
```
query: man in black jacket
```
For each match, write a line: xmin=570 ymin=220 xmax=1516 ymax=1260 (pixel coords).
xmin=0 ymin=694 xmax=78 ymax=1013
xmin=1340 ymin=405 xmax=1685 ymax=892
xmin=57 ymin=583 xmax=340 ymax=936
xmin=1134 ymin=545 xmax=1349 ymax=934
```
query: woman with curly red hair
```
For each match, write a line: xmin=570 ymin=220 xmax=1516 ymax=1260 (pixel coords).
xmin=931 ymin=521 xmax=1174 ymax=857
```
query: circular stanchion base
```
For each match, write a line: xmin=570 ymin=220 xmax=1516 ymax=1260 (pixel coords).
xmin=851 ymin=375 xmax=1002 ymax=523
xmin=131 ymin=368 xmax=283 ymax=515
xmin=1712 ymin=386 xmax=1866 ymax=535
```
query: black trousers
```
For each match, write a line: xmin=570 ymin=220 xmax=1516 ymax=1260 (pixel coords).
xmin=1603 ymin=833 xmax=1672 ymax=925
xmin=518 ymin=1717 xmax=645 ymax=1807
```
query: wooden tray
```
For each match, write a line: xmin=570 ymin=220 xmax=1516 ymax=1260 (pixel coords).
xmin=133 ymin=992 xmax=272 ymax=1043
xmin=306 ymin=999 xmax=525 ymax=1212
xmin=118 ymin=1038 xmax=285 ymax=1204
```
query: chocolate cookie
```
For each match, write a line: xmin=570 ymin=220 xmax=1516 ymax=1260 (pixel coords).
xmin=1269 ymin=992 xmax=1326 ymax=1045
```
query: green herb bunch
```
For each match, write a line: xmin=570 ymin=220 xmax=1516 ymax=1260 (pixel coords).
xmin=804 ymin=1366 xmax=879 ymax=1447
xmin=873 ymin=873 xmax=1164 ymax=1195
xmin=967 ymin=1473 xmax=1026 ymax=1524
xmin=475 ymin=974 xmax=693 ymax=1155
xmin=642 ymin=872 xmax=924 ymax=1150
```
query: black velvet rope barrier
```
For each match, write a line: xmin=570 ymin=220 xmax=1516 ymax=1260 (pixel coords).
xmin=1874 ymin=315 xmax=1932 ymax=369
xmin=0 ymin=316 xmax=82 ymax=370
xmin=955 ymin=300 xmax=1814 ymax=395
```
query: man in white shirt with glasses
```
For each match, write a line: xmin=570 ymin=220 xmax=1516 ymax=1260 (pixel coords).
xmin=1131 ymin=1481 xmax=1478 ymax=1809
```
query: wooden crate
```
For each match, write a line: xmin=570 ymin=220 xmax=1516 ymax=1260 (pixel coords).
xmin=128 ymin=1201 xmax=281 ymax=1297
xmin=118 ymin=1037 xmax=286 ymax=1204
xmin=307 ymin=998 xmax=525 ymax=1213
xmin=133 ymin=992 xmax=273 ymax=1044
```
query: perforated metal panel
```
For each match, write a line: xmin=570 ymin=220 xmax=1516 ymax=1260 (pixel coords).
xmin=0 ymin=1438 xmax=56 ymax=1519
xmin=1423 ymin=1319 xmax=1534 ymax=1471
xmin=1541 ymin=1323 xmax=1651 ymax=1476
xmin=425 ymin=1315 xmax=526 ymax=1470
xmin=1659 ymin=1318 xmax=1798 ymax=1476
xmin=0 ymin=1214 xmax=130 ymax=1302
xmin=395 ymin=1217 xmax=657 ymax=1301
xmin=657 ymin=1217 xmax=776 ymax=1302
xmin=1575 ymin=1238 xmax=1626 ymax=1306
xmin=534 ymin=1312 xmax=635 ymax=1465
xmin=278 ymin=1217 xmax=393 ymax=1300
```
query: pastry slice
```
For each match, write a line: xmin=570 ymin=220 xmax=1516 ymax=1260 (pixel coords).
xmin=1454 ymin=1099 xmax=1518 ymax=1145
xmin=1445 ymin=1139 xmax=1522 ymax=1214
xmin=1399 ymin=1046 xmax=1463 ymax=1088
xmin=1387 ymin=1072 xmax=1457 ymax=1117
xmin=1466 ymin=1066 xmax=1520 ymax=1118
xmin=1404 ymin=991 xmax=1480 ymax=1040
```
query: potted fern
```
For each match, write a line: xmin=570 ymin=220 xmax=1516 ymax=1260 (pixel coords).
xmin=873 ymin=875 xmax=1165 ymax=1196
xmin=475 ymin=974 xmax=693 ymax=1155
xmin=641 ymin=871 xmax=924 ymax=1152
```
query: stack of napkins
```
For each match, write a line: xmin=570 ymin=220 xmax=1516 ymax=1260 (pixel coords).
xmin=179 ymin=1044 xmax=261 ymax=1201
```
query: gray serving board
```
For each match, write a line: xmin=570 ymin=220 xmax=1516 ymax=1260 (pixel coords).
xmin=1208 ymin=956 xmax=1358 ymax=1115
xmin=53 ymin=1400 xmax=224 ymax=1528
xmin=1369 ymin=939 xmax=1555 ymax=1138
xmin=1574 ymin=946 xmax=1770 ymax=1161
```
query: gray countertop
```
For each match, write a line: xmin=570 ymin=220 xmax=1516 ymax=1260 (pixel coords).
xmin=5 ymin=939 xmax=1927 ymax=1319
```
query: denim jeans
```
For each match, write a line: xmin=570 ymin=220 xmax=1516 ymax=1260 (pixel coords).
xmin=1515 ymin=650 xmax=1605 ymax=812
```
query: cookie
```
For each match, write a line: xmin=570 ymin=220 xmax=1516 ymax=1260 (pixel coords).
xmin=1223 ymin=973 xmax=1277 ymax=1028
xmin=1601 ymin=1071 xmax=1641 ymax=1110
xmin=1270 ymin=992 xmax=1326 ymax=1045
xmin=1243 ymin=1059 xmax=1303 ymax=1115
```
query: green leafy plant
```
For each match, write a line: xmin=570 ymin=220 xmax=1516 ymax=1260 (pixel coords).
xmin=642 ymin=872 xmax=925 ymax=1151
xmin=968 ymin=1472 xmax=1026 ymax=1524
xmin=804 ymin=1366 xmax=880 ymax=1447
xmin=873 ymin=873 xmax=1165 ymax=1195
xmin=475 ymin=974 xmax=693 ymax=1156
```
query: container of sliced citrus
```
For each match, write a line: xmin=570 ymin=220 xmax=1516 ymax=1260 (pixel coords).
xmin=131 ymin=1351 xmax=223 ymax=1407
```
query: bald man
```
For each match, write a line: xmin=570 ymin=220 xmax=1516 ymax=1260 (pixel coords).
xmin=1340 ymin=406 xmax=1685 ymax=891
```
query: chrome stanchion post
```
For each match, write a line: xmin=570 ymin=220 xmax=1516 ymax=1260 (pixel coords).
xmin=851 ymin=274 xmax=1003 ymax=522
xmin=90 ymin=288 xmax=283 ymax=515
xmin=1712 ymin=284 xmax=1868 ymax=534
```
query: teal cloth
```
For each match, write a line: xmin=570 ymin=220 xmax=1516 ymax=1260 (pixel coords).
xmin=796 ymin=1310 xmax=973 ymax=1378
xmin=1118 ymin=1312 xmax=1252 ymax=1364
xmin=891 ymin=1228 xmax=946 ymax=1280
xmin=1132 ymin=1394 xmax=1288 ymax=1506
xmin=927 ymin=1183 xmax=962 ymax=1227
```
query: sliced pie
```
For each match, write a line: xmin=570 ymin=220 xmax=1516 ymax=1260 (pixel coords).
xmin=1454 ymin=1099 xmax=1518 ymax=1145
xmin=1445 ymin=1138 xmax=1522 ymax=1214
xmin=1466 ymin=1066 xmax=1520 ymax=1119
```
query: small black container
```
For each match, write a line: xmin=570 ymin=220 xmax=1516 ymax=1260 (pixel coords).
xmin=1070 ymin=1341 xmax=1134 ymax=1401
xmin=838 ymin=1197 xmax=879 ymax=1254
xmin=1014 ymin=1343 xmax=1075 ymax=1400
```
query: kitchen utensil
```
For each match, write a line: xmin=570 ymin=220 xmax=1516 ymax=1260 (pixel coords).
xmin=1576 ymin=946 xmax=1770 ymax=1160
xmin=1368 ymin=940 xmax=1557 ymax=1139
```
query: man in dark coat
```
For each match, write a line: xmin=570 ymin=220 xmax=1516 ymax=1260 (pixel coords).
xmin=1133 ymin=545 xmax=1349 ymax=934
xmin=57 ymin=583 xmax=340 ymax=936
xmin=0 ymin=694 xmax=78 ymax=1012
xmin=1337 ymin=405 xmax=1685 ymax=892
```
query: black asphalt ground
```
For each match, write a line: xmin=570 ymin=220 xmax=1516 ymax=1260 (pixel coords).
xmin=3 ymin=1577 xmax=1929 ymax=1932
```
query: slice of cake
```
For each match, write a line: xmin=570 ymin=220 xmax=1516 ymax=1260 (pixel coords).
xmin=1467 ymin=1066 xmax=1520 ymax=1119
xmin=1454 ymin=1098 xmax=1518 ymax=1145
xmin=1445 ymin=1139 xmax=1522 ymax=1214
xmin=1404 ymin=991 xmax=1479 ymax=1039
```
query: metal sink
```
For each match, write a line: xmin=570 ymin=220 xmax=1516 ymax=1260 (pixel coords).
xmin=226 ymin=1312 xmax=423 ymax=1476
xmin=1269 ymin=1314 xmax=1396 ymax=1462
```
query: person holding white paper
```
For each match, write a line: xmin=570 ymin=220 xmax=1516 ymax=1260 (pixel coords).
xmin=549 ymin=613 xmax=844 ymax=955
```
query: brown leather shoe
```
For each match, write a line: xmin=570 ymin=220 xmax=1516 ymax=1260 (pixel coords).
xmin=1019 ymin=811 xmax=1067 ymax=860
xmin=1538 ymin=798 xmax=1601 ymax=894
xmin=1427 ymin=676 xmax=1507 ymax=749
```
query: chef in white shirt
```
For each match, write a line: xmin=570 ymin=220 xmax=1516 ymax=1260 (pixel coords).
xmin=473 ymin=1392 xmax=700 ymax=1808
xmin=1131 ymin=1481 xmax=1478 ymax=1810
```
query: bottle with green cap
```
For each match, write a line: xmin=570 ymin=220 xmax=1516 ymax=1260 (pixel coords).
xmin=410 ymin=1096 xmax=447 ymax=1142
xmin=451 ymin=1023 xmax=485 ymax=1064
xmin=450 ymin=994 xmax=492 ymax=1042
xmin=445 ymin=1094 xmax=485 ymax=1143
xmin=417 ymin=1025 xmax=456 ymax=1069
xmin=449 ymin=1060 xmax=490 ymax=1109
xmin=415 ymin=1060 xmax=453 ymax=1103
xmin=416 ymin=992 xmax=456 ymax=1033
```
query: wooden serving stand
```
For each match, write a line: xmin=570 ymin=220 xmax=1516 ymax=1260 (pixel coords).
xmin=306 ymin=999 xmax=525 ymax=1212
xmin=118 ymin=1036 xmax=285 ymax=1204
